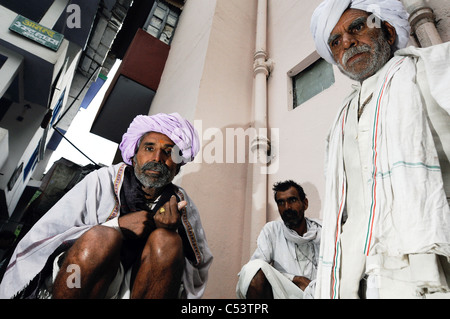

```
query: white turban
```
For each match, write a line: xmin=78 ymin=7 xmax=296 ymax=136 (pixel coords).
xmin=310 ymin=0 xmax=411 ymax=64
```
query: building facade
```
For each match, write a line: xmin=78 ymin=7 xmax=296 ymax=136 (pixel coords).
xmin=0 ymin=0 xmax=136 ymax=217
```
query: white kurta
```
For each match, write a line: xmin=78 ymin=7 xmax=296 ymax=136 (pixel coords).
xmin=0 ymin=163 xmax=213 ymax=299
xmin=236 ymin=218 xmax=321 ymax=299
xmin=316 ymin=42 xmax=450 ymax=299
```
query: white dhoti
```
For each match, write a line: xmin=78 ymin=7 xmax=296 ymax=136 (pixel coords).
xmin=236 ymin=259 xmax=312 ymax=299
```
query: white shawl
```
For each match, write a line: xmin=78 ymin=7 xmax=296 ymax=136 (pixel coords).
xmin=251 ymin=218 xmax=321 ymax=280
xmin=0 ymin=163 xmax=213 ymax=299
xmin=316 ymin=42 xmax=450 ymax=299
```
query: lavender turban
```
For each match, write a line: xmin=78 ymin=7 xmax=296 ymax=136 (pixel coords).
xmin=119 ymin=113 xmax=200 ymax=166
xmin=310 ymin=0 xmax=411 ymax=64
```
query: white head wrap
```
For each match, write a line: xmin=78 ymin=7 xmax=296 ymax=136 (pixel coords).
xmin=310 ymin=0 xmax=411 ymax=64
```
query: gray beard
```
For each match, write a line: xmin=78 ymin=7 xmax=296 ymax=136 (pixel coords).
xmin=134 ymin=161 xmax=174 ymax=188
xmin=338 ymin=32 xmax=392 ymax=82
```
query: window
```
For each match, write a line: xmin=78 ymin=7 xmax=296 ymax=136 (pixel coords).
xmin=50 ymin=89 xmax=65 ymax=126
xmin=143 ymin=0 xmax=180 ymax=45
xmin=90 ymin=75 xmax=156 ymax=144
xmin=292 ymin=57 xmax=335 ymax=108
xmin=23 ymin=141 xmax=40 ymax=182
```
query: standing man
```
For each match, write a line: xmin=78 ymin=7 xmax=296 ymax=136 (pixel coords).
xmin=0 ymin=113 xmax=213 ymax=299
xmin=310 ymin=0 xmax=450 ymax=298
xmin=236 ymin=180 xmax=321 ymax=299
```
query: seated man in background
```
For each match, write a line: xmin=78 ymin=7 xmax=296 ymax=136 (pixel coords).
xmin=0 ymin=112 xmax=213 ymax=299
xmin=236 ymin=180 xmax=321 ymax=299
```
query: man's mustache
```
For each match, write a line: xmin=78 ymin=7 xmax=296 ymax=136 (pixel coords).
xmin=282 ymin=209 xmax=299 ymax=218
xmin=342 ymin=44 xmax=371 ymax=67
xmin=140 ymin=161 xmax=169 ymax=175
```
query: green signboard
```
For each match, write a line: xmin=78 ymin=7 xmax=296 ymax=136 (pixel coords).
xmin=9 ymin=15 xmax=64 ymax=51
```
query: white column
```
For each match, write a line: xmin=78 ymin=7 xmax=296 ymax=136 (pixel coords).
xmin=39 ymin=0 xmax=70 ymax=28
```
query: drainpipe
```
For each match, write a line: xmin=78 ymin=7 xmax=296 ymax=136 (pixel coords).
xmin=248 ymin=0 xmax=273 ymax=256
xmin=401 ymin=0 xmax=442 ymax=47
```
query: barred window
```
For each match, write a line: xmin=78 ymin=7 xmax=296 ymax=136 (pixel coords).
xmin=143 ymin=0 xmax=181 ymax=45
xmin=292 ymin=58 xmax=335 ymax=108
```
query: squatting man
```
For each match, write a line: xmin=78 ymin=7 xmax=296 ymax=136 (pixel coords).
xmin=236 ymin=180 xmax=321 ymax=299
xmin=311 ymin=0 xmax=450 ymax=298
xmin=0 ymin=113 xmax=213 ymax=299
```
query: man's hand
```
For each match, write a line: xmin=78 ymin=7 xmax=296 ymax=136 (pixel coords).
xmin=153 ymin=195 xmax=187 ymax=230
xmin=118 ymin=196 xmax=187 ymax=238
xmin=118 ymin=210 xmax=152 ymax=239
xmin=292 ymin=276 xmax=311 ymax=291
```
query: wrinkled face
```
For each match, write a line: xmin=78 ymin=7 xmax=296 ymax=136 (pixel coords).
xmin=275 ymin=187 xmax=308 ymax=229
xmin=133 ymin=132 xmax=179 ymax=188
xmin=328 ymin=9 xmax=396 ymax=82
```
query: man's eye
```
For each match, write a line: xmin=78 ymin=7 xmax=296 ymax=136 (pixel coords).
xmin=352 ymin=23 xmax=364 ymax=32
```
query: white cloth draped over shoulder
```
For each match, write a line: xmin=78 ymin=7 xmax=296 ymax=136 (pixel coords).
xmin=316 ymin=42 xmax=450 ymax=299
xmin=0 ymin=163 xmax=213 ymax=299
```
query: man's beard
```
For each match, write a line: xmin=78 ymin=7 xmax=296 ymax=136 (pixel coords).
xmin=281 ymin=209 xmax=304 ymax=229
xmin=338 ymin=32 xmax=392 ymax=82
xmin=134 ymin=161 xmax=175 ymax=188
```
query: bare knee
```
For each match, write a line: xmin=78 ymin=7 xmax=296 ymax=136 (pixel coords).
xmin=53 ymin=226 xmax=122 ymax=298
xmin=141 ymin=228 xmax=183 ymax=266
xmin=66 ymin=225 xmax=122 ymax=266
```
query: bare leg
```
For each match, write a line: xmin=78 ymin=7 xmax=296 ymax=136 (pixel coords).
xmin=246 ymin=269 xmax=273 ymax=299
xmin=131 ymin=228 xmax=184 ymax=299
xmin=52 ymin=225 xmax=122 ymax=299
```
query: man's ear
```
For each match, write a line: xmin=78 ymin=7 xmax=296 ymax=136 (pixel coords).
xmin=383 ymin=21 xmax=397 ymax=46
xmin=303 ymin=198 xmax=309 ymax=210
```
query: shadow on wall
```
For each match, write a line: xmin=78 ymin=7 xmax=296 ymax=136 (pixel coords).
xmin=266 ymin=180 xmax=322 ymax=223
xmin=301 ymin=181 xmax=322 ymax=222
